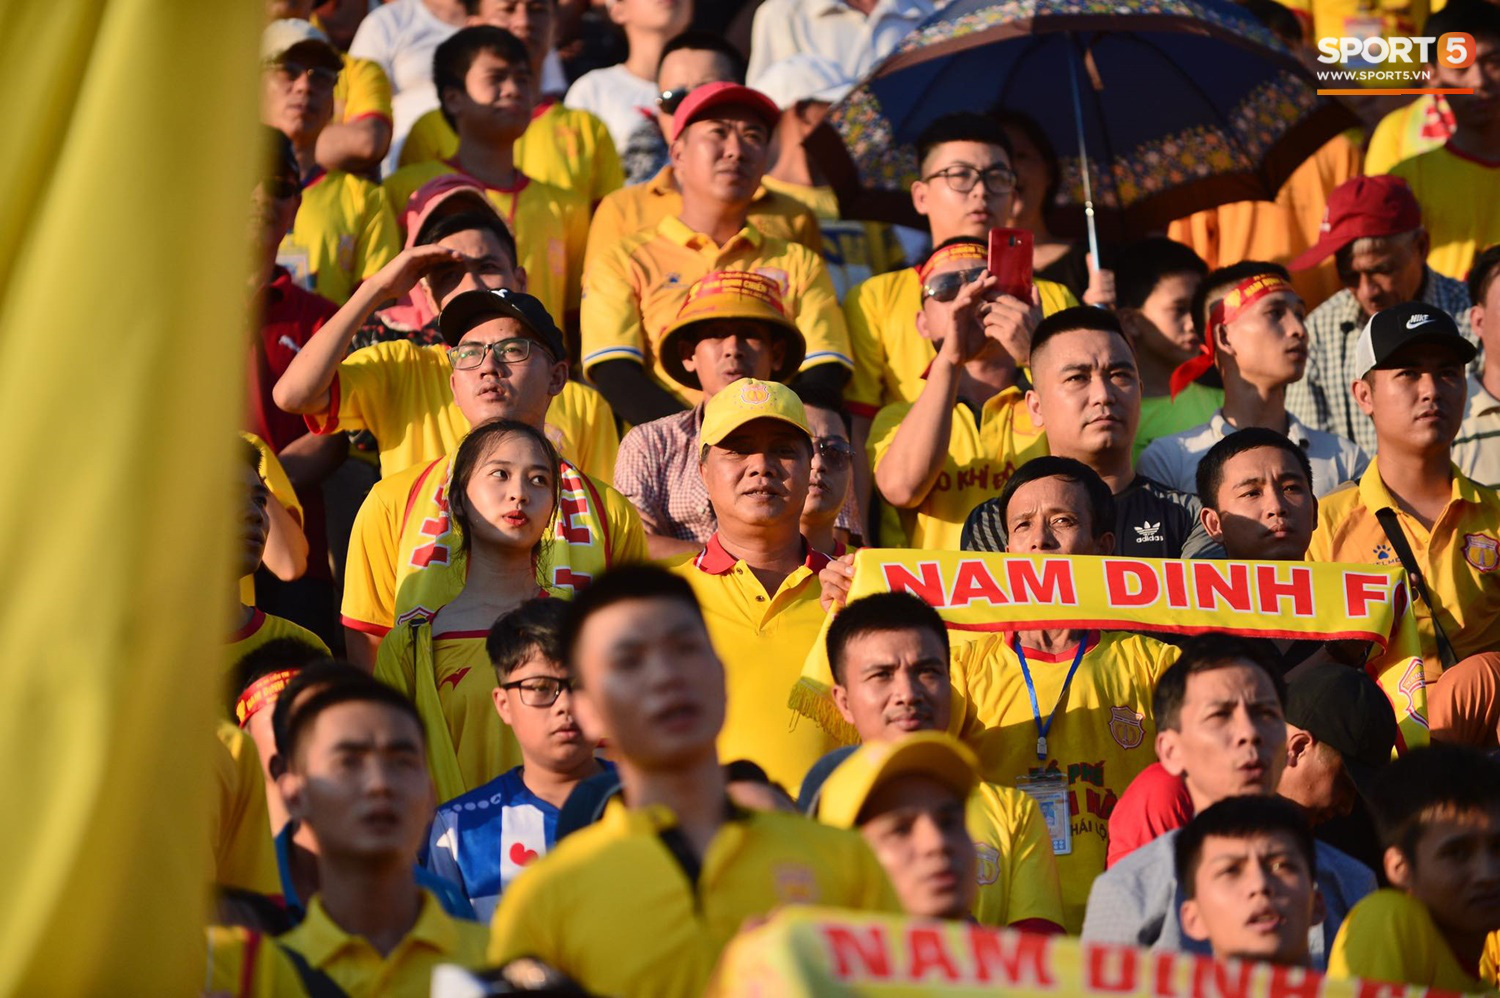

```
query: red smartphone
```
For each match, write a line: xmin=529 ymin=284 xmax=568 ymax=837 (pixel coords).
xmin=988 ymin=228 xmax=1034 ymax=301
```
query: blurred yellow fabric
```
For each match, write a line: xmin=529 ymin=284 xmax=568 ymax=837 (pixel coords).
xmin=0 ymin=1 xmax=259 ymax=992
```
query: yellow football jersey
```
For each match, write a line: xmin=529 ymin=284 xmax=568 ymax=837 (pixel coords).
xmin=581 ymin=217 xmax=853 ymax=408
xmin=375 ymin=623 xmax=523 ymax=798
xmin=489 ymin=801 xmax=900 ymax=997
xmin=307 ymin=339 xmax=618 ymax=480
xmin=382 ymin=161 xmax=589 ymax=323
xmin=227 ymin=609 xmax=329 ymax=674
xmin=1388 ymin=144 xmax=1500 ymax=281
xmin=1328 ymin=889 xmax=1493 ymax=991
xmin=333 ymin=52 xmax=392 ymax=126
xmin=211 ymin=722 xmax=280 ymax=897
xmin=758 ymin=175 xmax=905 ymax=300
xmin=843 ymin=268 xmax=1077 ymax=417
xmin=1307 ymin=460 xmax=1500 ymax=681
xmin=951 ymin=630 xmax=1179 ymax=932
xmin=280 ymin=891 xmax=489 ymax=997
xmin=341 ymin=454 xmax=646 ymax=638
xmin=584 ymin=164 xmax=823 ymax=273
xmin=868 ymin=388 xmax=1049 ymax=550
xmin=399 ymin=101 xmax=624 ymax=205
xmin=667 ymin=536 xmax=841 ymax=795
xmin=967 ymin=779 xmax=1066 ymax=929
xmin=279 ymin=169 xmax=400 ymax=305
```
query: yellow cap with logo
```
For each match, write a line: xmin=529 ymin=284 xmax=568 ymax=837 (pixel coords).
xmin=698 ymin=377 xmax=812 ymax=449
xmin=815 ymin=732 xmax=979 ymax=829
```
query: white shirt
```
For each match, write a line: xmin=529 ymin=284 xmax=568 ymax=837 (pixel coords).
xmin=1455 ymin=374 xmax=1500 ymax=489
xmin=349 ymin=0 xmax=461 ymax=174
xmin=565 ymin=63 xmax=660 ymax=156
xmin=1136 ymin=409 xmax=1369 ymax=499
xmin=746 ymin=0 xmax=939 ymax=87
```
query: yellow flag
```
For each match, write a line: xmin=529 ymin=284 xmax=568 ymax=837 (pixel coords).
xmin=0 ymin=1 xmax=259 ymax=991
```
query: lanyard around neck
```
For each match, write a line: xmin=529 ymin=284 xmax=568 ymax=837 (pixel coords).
xmin=1013 ymin=634 xmax=1088 ymax=762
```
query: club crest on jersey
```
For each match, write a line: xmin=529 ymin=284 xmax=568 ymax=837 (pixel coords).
xmin=1464 ymin=533 xmax=1500 ymax=572
xmin=974 ymin=841 xmax=1000 ymax=886
xmin=754 ymin=267 xmax=788 ymax=291
xmin=1109 ymin=706 xmax=1146 ymax=750
xmin=773 ymin=862 xmax=818 ymax=903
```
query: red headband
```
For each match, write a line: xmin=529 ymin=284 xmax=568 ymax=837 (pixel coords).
xmin=235 ymin=668 xmax=298 ymax=727
xmin=1168 ymin=273 xmax=1296 ymax=399
xmin=916 ymin=242 xmax=987 ymax=284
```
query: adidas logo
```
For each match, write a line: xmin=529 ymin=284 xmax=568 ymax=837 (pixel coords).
xmin=1134 ymin=521 xmax=1162 ymax=543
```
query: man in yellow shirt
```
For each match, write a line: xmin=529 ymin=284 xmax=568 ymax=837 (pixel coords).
xmin=264 ymin=20 xmax=400 ymax=305
xmin=274 ymin=197 xmax=616 ymax=481
xmin=1328 ymin=743 xmax=1500 ymax=991
xmin=821 ymin=591 xmax=1065 ymax=931
xmin=336 ymin=287 xmax=645 ymax=667
xmin=1174 ymin=795 xmax=1324 ymax=968
xmin=582 ymin=35 xmax=823 ymax=273
xmin=842 ymin=111 xmax=1076 ymax=525
xmin=1387 ymin=3 xmax=1500 ymax=281
xmin=269 ymin=0 xmax=395 ymax=173
xmin=814 ymin=733 xmax=987 ymax=922
xmin=277 ymin=681 xmax=489 ymax=996
xmin=383 ymin=27 xmax=589 ymax=329
xmin=582 ymin=82 xmax=853 ymax=427
xmin=489 ymin=565 xmax=899 ymax=996
xmin=869 ymin=239 xmax=1046 ymax=550
xmin=1305 ymin=302 xmax=1500 ymax=730
xmin=664 ymin=378 xmax=839 ymax=792
xmin=396 ymin=0 xmax=624 ymax=205
xmin=945 ymin=457 xmax=1179 ymax=931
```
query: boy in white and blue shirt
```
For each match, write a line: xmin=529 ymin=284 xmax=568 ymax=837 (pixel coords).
xmin=422 ymin=598 xmax=610 ymax=921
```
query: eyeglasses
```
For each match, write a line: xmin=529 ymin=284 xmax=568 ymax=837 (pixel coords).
xmin=657 ymin=87 xmax=696 ymax=114
xmin=500 ymin=676 xmax=575 ymax=707
xmin=448 ymin=337 xmax=539 ymax=370
xmin=921 ymin=266 xmax=987 ymax=303
xmin=814 ymin=437 xmax=854 ymax=470
xmin=923 ymin=164 xmax=1017 ymax=197
xmin=269 ymin=58 xmax=340 ymax=88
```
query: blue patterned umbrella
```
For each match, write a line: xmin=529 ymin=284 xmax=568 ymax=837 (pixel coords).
xmin=807 ymin=0 xmax=1359 ymax=245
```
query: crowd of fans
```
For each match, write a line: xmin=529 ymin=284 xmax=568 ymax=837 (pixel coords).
xmin=216 ymin=0 xmax=1500 ymax=993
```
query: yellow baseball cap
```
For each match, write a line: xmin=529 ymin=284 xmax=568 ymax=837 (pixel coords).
xmin=815 ymin=732 xmax=979 ymax=829
xmin=659 ymin=271 xmax=806 ymax=390
xmin=698 ymin=378 xmax=812 ymax=449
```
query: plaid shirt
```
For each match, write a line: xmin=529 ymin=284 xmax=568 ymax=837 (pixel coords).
xmin=1286 ymin=268 xmax=1475 ymax=455
xmin=613 ymin=405 xmax=859 ymax=543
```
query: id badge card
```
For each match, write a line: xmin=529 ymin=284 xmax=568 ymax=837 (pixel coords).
xmin=1016 ymin=774 xmax=1073 ymax=856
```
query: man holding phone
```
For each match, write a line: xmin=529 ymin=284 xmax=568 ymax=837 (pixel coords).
xmin=868 ymin=237 xmax=1046 ymax=549
xmin=842 ymin=112 xmax=1079 ymax=534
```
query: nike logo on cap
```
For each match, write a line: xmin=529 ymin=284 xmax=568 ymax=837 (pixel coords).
xmin=1406 ymin=313 xmax=1434 ymax=329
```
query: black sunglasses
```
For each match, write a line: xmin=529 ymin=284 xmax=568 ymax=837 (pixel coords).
xmin=657 ymin=87 xmax=696 ymax=114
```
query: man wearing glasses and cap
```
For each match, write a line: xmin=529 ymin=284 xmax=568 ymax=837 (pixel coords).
xmin=614 ymin=270 xmax=857 ymax=558
xmin=868 ymin=237 xmax=1045 ymax=550
xmin=581 ymin=82 xmax=853 ymax=430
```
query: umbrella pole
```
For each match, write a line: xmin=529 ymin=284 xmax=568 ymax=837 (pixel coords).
xmin=1066 ymin=38 xmax=1102 ymax=272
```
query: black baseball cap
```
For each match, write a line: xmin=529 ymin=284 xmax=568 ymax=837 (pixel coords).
xmin=1284 ymin=664 xmax=1398 ymax=798
xmin=1353 ymin=301 xmax=1476 ymax=378
xmin=438 ymin=287 xmax=567 ymax=359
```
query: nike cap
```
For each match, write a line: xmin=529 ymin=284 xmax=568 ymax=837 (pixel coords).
xmin=1353 ymin=301 xmax=1475 ymax=378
